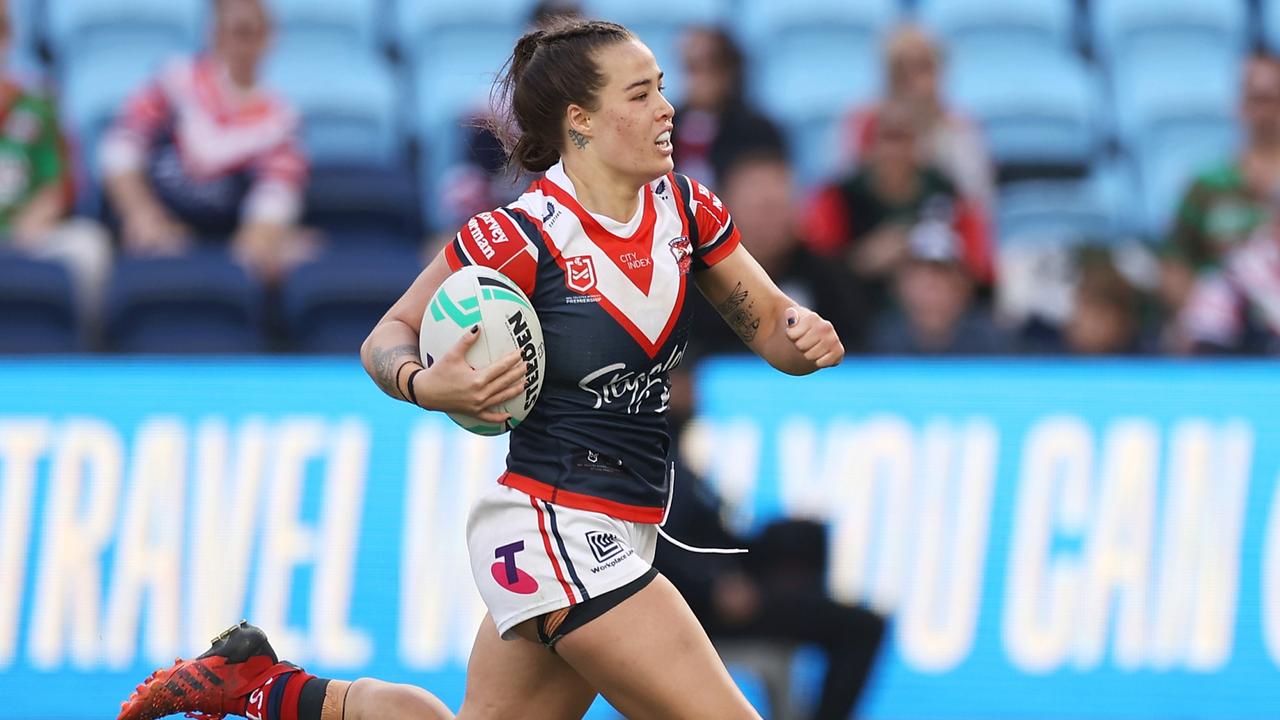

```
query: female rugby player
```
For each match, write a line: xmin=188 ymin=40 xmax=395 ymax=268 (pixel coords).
xmin=118 ymin=18 xmax=842 ymax=720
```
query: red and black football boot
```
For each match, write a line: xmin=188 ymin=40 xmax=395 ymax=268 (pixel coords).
xmin=117 ymin=621 xmax=298 ymax=720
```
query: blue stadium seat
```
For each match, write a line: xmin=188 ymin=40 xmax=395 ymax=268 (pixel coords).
xmin=0 ymin=254 xmax=80 ymax=353
xmin=405 ymin=18 xmax=519 ymax=134
xmin=8 ymin=0 xmax=42 ymax=79
xmin=265 ymin=47 xmax=400 ymax=168
xmin=738 ymin=0 xmax=892 ymax=162
xmin=282 ymin=249 xmax=423 ymax=354
xmin=998 ymin=176 xmax=1120 ymax=247
xmin=917 ymin=0 xmax=1076 ymax=59
xmin=408 ymin=0 xmax=518 ymax=232
xmin=947 ymin=48 xmax=1101 ymax=174
xmin=1091 ymin=0 xmax=1247 ymax=69
xmin=105 ymin=252 xmax=264 ymax=353
xmin=46 ymin=0 xmax=203 ymax=67
xmin=1107 ymin=46 xmax=1238 ymax=235
xmin=1264 ymin=0 xmax=1280 ymax=58
xmin=1110 ymin=49 xmax=1237 ymax=156
xmin=304 ymin=164 xmax=422 ymax=247
xmin=394 ymin=0 xmax=529 ymax=71
xmin=782 ymin=111 xmax=857 ymax=188
xmin=266 ymin=0 xmax=380 ymax=53
xmin=583 ymin=0 xmax=731 ymax=104
xmin=1137 ymin=116 xmax=1238 ymax=236
xmin=60 ymin=46 xmax=170 ymax=169
xmin=736 ymin=0 xmax=898 ymax=48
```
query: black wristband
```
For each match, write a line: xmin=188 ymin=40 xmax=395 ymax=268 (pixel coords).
xmin=394 ymin=361 xmax=414 ymax=401
xmin=405 ymin=367 xmax=424 ymax=406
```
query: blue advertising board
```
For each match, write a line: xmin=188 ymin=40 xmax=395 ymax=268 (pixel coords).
xmin=0 ymin=358 xmax=1278 ymax=718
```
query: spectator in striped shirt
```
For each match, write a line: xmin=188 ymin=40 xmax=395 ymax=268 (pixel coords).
xmin=99 ymin=0 xmax=313 ymax=283
xmin=1179 ymin=225 xmax=1280 ymax=355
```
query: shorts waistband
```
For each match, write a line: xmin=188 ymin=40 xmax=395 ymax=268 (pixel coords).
xmin=499 ymin=471 xmax=665 ymax=524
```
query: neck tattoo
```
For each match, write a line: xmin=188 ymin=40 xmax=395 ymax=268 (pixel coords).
xmin=569 ymin=128 xmax=590 ymax=150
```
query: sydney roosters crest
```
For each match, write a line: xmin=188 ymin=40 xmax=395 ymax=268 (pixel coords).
xmin=565 ymin=255 xmax=597 ymax=293
xmin=668 ymin=236 xmax=692 ymax=275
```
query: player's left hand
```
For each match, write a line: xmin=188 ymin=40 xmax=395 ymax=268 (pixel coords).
xmin=784 ymin=307 xmax=843 ymax=369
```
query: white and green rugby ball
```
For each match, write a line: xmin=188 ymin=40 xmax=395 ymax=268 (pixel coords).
xmin=420 ymin=265 xmax=545 ymax=436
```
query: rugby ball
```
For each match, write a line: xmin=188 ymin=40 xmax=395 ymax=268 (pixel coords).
xmin=419 ymin=265 xmax=545 ymax=436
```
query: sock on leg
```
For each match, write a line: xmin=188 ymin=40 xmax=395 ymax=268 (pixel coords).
xmin=243 ymin=671 xmax=329 ymax=720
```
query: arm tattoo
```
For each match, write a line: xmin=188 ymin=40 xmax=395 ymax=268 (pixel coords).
xmin=568 ymin=128 xmax=590 ymax=150
xmin=370 ymin=343 xmax=421 ymax=399
xmin=716 ymin=282 xmax=761 ymax=343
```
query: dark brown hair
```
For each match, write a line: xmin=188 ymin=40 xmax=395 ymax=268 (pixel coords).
xmin=491 ymin=18 xmax=634 ymax=173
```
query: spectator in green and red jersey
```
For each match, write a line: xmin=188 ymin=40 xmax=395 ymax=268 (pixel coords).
xmin=0 ymin=0 xmax=111 ymax=335
xmin=1164 ymin=54 xmax=1280 ymax=320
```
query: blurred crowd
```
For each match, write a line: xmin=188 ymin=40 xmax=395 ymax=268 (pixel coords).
xmin=1 ymin=0 xmax=1277 ymax=356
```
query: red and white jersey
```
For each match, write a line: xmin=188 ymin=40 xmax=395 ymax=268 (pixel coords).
xmin=445 ymin=162 xmax=740 ymax=522
xmin=99 ymin=54 xmax=307 ymax=224
xmin=1181 ymin=228 xmax=1280 ymax=349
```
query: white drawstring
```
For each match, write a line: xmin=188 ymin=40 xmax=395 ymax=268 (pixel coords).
xmin=658 ymin=461 xmax=748 ymax=555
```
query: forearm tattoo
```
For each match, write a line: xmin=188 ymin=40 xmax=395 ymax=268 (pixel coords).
xmin=568 ymin=128 xmax=590 ymax=150
xmin=370 ymin=343 xmax=420 ymax=399
xmin=716 ymin=282 xmax=761 ymax=342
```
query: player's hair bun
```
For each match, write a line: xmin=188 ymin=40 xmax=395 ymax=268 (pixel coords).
xmin=489 ymin=18 xmax=633 ymax=173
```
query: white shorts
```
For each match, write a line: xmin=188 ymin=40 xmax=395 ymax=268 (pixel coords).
xmin=466 ymin=484 xmax=658 ymax=640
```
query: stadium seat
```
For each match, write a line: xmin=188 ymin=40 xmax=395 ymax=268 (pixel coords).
xmin=917 ymin=0 xmax=1076 ymax=59
xmin=1264 ymin=0 xmax=1280 ymax=58
xmin=7 ymin=0 xmax=42 ymax=79
xmin=782 ymin=111 xmax=857 ymax=188
xmin=736 ymin=0 xmax=898 ymax=48
xmin=1106 ymin=46 xmax=1238 ymax=235
xmin=737 ymin=0 xmax=891 ymax=154
xmin=583 ymin=0 xmax=731 ymax=104
xmin=1136 ymin=116 xmax=1238 ymax=236
xmin=265 ymin=46 xmax=400 ymax=168
xmin=60 ymin=46 xmax=171 ymax=173
xmin=304 ymin=164 xmax=422 ymax=247
xmin=394 ymin=0 xmax=529 ymax=68
xmin=1110 ymin=49 xmax=1237 ymax=164
xmin=0 ymin=254 xmax=80 ymax=353
xmin=282 ymin=249 xmax=423 ymax=354
xmin=1091 ymin=0 xmax=1247 ymax=69
xmin=105 ymin=252 xmax=264 ymax=353
xmin=407 ymin=28 xmax=518 ymax=136
xmin=410 ymin=9 xmax=515 ymax=232
xmin=947 ymin=48 xmax=1101 ymax=175
xmin=265 ymin=0 xmax=380 ymax=53
xmin=46 ymin=0 xmax=204 ymax=67
xmin=997 ymin=176 xmax=1119 ymax=247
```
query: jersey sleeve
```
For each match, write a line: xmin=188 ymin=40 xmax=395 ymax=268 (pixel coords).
xmin=98 ymin=72 xmax=174 ymax=177
xmin=245 ymin=115 xmax=308 ymax=225
xmin=680 ymin=175 xmax=740 ymax=271
xmin=444 ymin=209 xmax=540 ymax=296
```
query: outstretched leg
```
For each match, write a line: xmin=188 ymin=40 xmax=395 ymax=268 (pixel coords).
xmin=117 ymin=621 xmax=452 ymax=720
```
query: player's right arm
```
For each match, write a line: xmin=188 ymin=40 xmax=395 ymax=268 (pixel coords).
xmin=360 ymin=249 xmax=525 ymax=423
